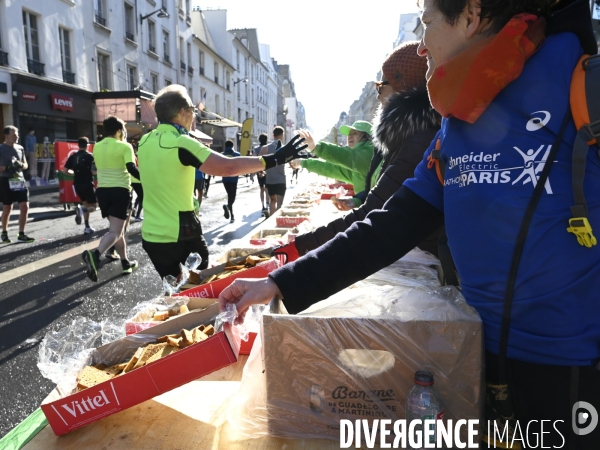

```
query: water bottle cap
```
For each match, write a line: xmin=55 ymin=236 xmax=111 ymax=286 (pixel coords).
xmin=414 ymin=370 xmax=434 ymax=386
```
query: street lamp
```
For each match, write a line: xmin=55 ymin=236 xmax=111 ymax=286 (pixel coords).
xmin=140 ymin=8 xmax=169 ymax=24
xmin=233 ymin=77 xmax=248 ymax=85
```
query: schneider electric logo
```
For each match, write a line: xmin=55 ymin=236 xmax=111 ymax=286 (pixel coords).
xmin=572 ymin=401 xmax=598 ymax=436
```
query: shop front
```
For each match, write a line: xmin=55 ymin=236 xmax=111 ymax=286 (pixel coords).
xmin=0 ymin=70 xmax=12 ymax=132
xmin=196 ymin=110 xmax=241 ymax=153
xmin=93 ymin=90 xmax=157 ymax=147
xmin=12 ymin=74 xmax=95 ymax=182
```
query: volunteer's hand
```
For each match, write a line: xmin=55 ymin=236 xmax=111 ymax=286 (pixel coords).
xmin=11 ymin=159 xmax=24 ymax=170
xmin=271 ymin=241 xmax=300 ymax=264
xmin=262 ymin=134 xmax=308 ymax=169
xmin=331 ymin=197 xmax=355 ymax=211
xmin=218 ymin=277 xmax=282 ymax=324
xmin=295 ymin=129 xmax=316 ymax=151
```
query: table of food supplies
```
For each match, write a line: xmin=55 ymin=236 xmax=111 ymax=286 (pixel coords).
xmin=5 ymin=172 xmax=484 ymax=450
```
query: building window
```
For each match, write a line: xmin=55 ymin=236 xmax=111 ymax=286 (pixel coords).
xmin=124 ymin=3 xmax=134 ymax=41
xmin=200 ymin=88 xmax=206 ymax=105
xmin=127 ymin=65 xmax=136 ymax=90
xmin=94 ymin=0 xmax=106 ymax=26
xmin=97 ymin=52 xmax=111 ymax=90
xmin=165 ymin=78 xmax=172 ymax=86
xmin=148 ymin=20 xmax=156 ymax=53
xmin=226 ymin=71 xmax=230 ymax=91
xmin=151 ymin=73 xmax=158 ymax=93
xmin=23 ymin=11 xmax=40 ymax=62
xmin=59 ymin=27 xmax=74 ymax=84
xmin=215 ymin=94 xmax=220 ymax=114
xmin=227 ymin=100 xmax=231 ymax=119
xmin=236 ymin=49 xmax=239 ymax=70
xmin=199 ymin=51 xmax=204 ymax=75
xmin=214 ymin=62 xmax=219 ymax=84
xmin=163 ymin=30 xmax=170 ymax=63
xmin=187 ymin=42 xmax=191 ymax=68
xmin=161 ymin=0 xmax=167 ymax=11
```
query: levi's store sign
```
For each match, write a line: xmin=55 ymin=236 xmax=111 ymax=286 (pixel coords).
xmin=51 ymin=93 xmax=74 ymax=112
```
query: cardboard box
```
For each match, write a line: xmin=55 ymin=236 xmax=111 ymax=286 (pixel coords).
xmin=262 ymin=296 xmax=483 ymax=440
xmin=41 ymin=303 xmax=240 ymax=435
xmin=239 ymin=332 xmax=257 ymax=355
xmin=124 ymin=297 xmax=217 ymax=335
xmin=248 ymin=229 xmax=288 ymax=246
xmin=176 ymin=258 xmax=279 ymax=299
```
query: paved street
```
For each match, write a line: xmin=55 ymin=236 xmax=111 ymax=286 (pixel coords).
xmin=0 ymin=173 xmax=302 ymax=437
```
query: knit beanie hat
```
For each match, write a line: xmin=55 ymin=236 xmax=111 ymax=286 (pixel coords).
xmin=381 ymin=41 xmax=428 ymax=93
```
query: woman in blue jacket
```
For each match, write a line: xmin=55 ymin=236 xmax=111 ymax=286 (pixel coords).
xmin=220 ymin=0 xmax=600 ymax=447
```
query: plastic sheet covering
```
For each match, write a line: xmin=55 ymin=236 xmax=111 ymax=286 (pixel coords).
xmin=37 ymin=316 xmax=131 ymax=393
xmin=126 ymin=295 xmax=191 ymax=324
xmin=163 ymin=252 xmax=202 ymax=295
xmin=227 ymin=285 xmax=483 ymax=441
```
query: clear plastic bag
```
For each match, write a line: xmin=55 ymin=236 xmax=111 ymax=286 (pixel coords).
xmin=162 ymin=252 xmax=202 ymax=295
xmin=227 ymin=284 xmax=483 ymax=441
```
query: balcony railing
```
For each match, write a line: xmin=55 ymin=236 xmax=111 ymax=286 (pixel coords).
xmin=95 ymin=14 xmax=106 ymax=26
xmin=0 ymin=51 xmax=8 ymax=67
xmin=149 ymin=45 xmax=156 ymax=53
xmin=27 ymin=59 xmax=45 ymax=76
xmin=186 ymin=14 xmax=191 ymax=24
xmin=187 ymin=66 xmax=194 ymax=76
xmin=178 ymin=7 xmax=184 ymax=17
xmin=164 ymin=54 xmax=170 ymax=63
xmin=180 ymin=61 xmax=186 ymax=71
xmin=125 ymin=31 xmax=134 ymax=41
xmin=199 ymin=67 xmax=204 ymax=76
xmin=63 ymin=70 xmax=76 ymax=84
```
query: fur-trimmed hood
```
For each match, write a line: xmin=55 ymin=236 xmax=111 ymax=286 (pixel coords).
xmin=372 ymin=87 xmax=441 ymax=157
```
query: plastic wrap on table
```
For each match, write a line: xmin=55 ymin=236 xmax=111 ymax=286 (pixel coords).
xmin=126 ymin=295 xmax=191 ymax=324
xmin=227 ymin=285 xmax=483 ymax=441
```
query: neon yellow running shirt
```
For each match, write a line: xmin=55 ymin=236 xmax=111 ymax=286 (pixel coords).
xmin=138 ymin=124 xmax=213 ymax=243
xmin=93 ymin=137 xmax=135 ymax=190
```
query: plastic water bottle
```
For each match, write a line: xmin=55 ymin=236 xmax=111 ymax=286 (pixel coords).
xmin=405 ymin=370 xmax=445 ymax=449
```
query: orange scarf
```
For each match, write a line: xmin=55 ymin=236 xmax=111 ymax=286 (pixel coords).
xmin=427 ymin=14 xmax=546 ymax=124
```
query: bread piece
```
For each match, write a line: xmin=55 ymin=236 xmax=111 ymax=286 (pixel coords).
xmin=188 ymin=269 xmax=202 ymax=285
xmin=93 ymin=363 xmax=107 ymax=370
xmin=179 ymin=329 xmax=194 ymax=348
xmin=132 ymin=343 xmax=169 ymax=370
xmin=110 ymin=363 xmax=127 ymax=372
xmin=203 ymin=274 xmax=218 ymax=284
xmin=157 ymin=333 xmax=181 ymax=343
xmin=153 ymin=311 xmax=169 ymax=321
xmin=224 ymin=265 xmax=245 ymax=271
xmin=76 ymin=366 xmax=115 ymax=390
xmin=179 ymin=304 xmax=189 ymax=314
xmin=245 ymin=255 xmax=261 ymax=267
xmin=202 ymin=325 xmax=215 ymax=336
xmin=192 ymin=327 xmax=209 ymax=343
xmin=123 ymin=347 xmax=144 ymax=373
xmin=145 ymin=345 xmax=179 ymax=365
xmin=167 ymin=336 xmax=182 ymax=347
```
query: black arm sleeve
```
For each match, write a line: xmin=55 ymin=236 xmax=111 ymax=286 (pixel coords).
xmin=270 ymin=186 xmax=445 ymax=314
xmin=178 ymin=147 xmax=203 ymax=168
xmin=126 ymin=162 xmax=140 ymax=180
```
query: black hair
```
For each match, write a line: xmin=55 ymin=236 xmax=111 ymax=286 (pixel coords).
xmin=3 ymin=125 xmax=17 ymax=135
xmin=78 ymin=137 xmax=89 ymax=149
xmin=273 ymin=126 xmax=284 ymax=138
xmin=225 ymin=140 xmax=234 ymax=148
xmin=103 ymin=116 xmax=125 ymax=137
xmin=258 ymin=133 xmax=268 ymax=145
xmin=422 ymin=0 xmax=567 ymax=34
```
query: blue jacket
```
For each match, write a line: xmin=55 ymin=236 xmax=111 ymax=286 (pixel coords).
xmin=222 ymin=147 xmax=240 ymax=183
xmin=271 ymin=29 xmax=600 ymax=367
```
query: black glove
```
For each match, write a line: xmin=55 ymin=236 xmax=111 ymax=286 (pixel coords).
xmin=307 ymin=152 xmax=318 ymax=159
xmin=262 ymin=134 xmax=308 ymax=169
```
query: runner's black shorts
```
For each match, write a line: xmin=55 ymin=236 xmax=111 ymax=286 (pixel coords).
xmin=266 ymin=183 xmax=286 ymax=197
xmin=257 ymin=174 xmax=266 ymax=187
xmin=96 ymin=187 xmax=131 ymax=220
xmin=74 ymin=183 xmax=96 ymax=204
xmin=142 ymin=237 xmax=209 ymax=278
xmin=0 ymin=177 xmax=29 ymax=205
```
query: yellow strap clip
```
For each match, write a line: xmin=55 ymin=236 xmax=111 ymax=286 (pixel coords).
xmin=567 ymin=217 xmax=598 ymax=248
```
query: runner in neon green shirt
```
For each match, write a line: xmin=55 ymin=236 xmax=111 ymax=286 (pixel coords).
xmin=138 ymin=84 xmax=309 ymax=278
xmin=82 ymin=116 xmax=141 ymax=282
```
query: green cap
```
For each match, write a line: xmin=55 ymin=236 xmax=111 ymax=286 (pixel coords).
xmin=340 ymin=120 xmax=373 ymax=136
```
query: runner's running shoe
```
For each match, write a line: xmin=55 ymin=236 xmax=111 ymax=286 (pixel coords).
xmin=223 ymin=205 xmax=230 ymax=219
xmin=105 ymin=247 xmax=120 ymax=261
xmin=122 ymin=259 xmax=138 ymax=275
xmin=82 ymin=249 xmax=100 ymax=282
xmin=1 ymin=232 xmax=11 ymax=243
xmin=84 ymin=227 xmax=96 ymax=234
xmin=75 ymin=205 xmax=83 ymax=225
xmin=17 ymin=233 xmax=34 ymax=243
